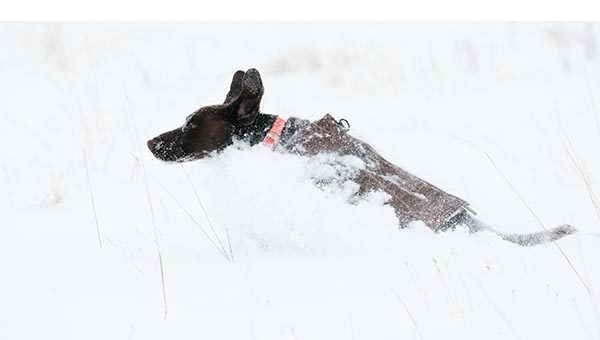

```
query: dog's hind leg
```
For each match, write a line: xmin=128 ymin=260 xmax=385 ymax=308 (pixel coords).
xmin=455 ymin=210 xmax=576 ymax=246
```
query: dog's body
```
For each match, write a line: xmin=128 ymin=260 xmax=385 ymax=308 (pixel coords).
xmin=147 ymin=68 xmax=575 ymax=246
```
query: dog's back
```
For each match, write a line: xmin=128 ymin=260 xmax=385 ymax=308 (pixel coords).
xmin=282 ymin=114 xmax=468 ymax=230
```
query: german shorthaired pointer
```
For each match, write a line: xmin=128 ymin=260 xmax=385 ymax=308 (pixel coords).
xmin=147 ymin=68 xmax=575 ymax=246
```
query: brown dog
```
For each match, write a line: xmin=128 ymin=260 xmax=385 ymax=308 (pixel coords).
xmin=147 ymin=68 xmax=575 ymax=246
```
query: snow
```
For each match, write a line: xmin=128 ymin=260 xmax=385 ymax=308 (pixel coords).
xmin=1 ymin=22 xmax=600 ymax=339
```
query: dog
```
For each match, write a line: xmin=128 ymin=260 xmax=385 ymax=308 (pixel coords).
xmin=147 ymin=68 xmax=575 ymax=246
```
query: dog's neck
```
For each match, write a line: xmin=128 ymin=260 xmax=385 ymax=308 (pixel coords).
xmin=234 ymin=113 xmax=277 ymax=146
xmin=234 ymin=113 xmax=310 ymax=147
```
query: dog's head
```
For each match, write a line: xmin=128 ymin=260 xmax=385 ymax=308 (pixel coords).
xmin=147 ymin=68 xmax=264 ymax=162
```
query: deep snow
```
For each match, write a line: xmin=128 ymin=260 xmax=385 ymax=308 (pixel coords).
xmin=1 ymin=23 xmax=600 ymax=339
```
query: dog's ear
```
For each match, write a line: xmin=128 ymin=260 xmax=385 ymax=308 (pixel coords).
xmin=240 ymin=68 xmax=263 ymax=99
xmin=224 ymin=70 xmax=245 ymax=104
xmin=224 ymin=68 xmax=264 ymax=126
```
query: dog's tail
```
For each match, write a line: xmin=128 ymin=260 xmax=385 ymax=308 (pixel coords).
xmin=458 ymin=211 xmax=576 ymax=247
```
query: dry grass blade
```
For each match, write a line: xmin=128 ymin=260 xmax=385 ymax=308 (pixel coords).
xmin=432 ymin=258 xmax=455 ymax=313
xmin=564 ymin=149 xmax=600 ymax=224
xmin=585 ymin=72 xmax=600 ymax=140
xmin=82 ymin=146 xmax=102 ymax=250
xmin=484 ymin=151 xmax=595 ymax=297
xmin=123 ymin=84 xmax=168 ymax=319
xmin=226 ymin=227 xmax=234 ymax=262
xmin=129 ymin=154 xmax=230 ymax=261
xmin=150 ymin=171 xmax=231 ymax=260
xmin=391 ymin=289 xmax=425 ymax=340
xmin=405 ymin=261 xmax=429 ymax=310
xmin=562 ymin=127 xmax=600 ymax=337
xmin=452 ymin=252 xmax=522 ymax=340
xmin=180 ymin=164 xmax=229 ymax=258
xmin=451 ymin=249 xmax=474 ymax=312
xmin=484 ymin=152 xmax=544 ymax=227
xmin=562 ymin=128 xmax=600 ymax=227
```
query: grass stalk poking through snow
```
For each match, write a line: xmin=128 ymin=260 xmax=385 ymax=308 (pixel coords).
xmin=82 ymin=146 xmax=102 ymax=250
xmin=391 ymin=289 xmax=425 ymax=340
xmin=484 ymin=151 xmax=595 ymax=298
xmin=405 ymin=261 xmax=429 ymax=310
xmin=453 ymin=251 xmax=522 ymax=340
xmin=180 ymin=164 xmax=230 ymax=259
xmin=562 ymin=128 xmax=600 ymax=228
xmin=585 ymin=72 xmax=600 ymax=141
xmin=432 ymin=257 xmax=456 ymax=314
xmin=226 ymin=227 xmax=234 ymax=261
xmin=562 ymin=127 xmax=600 ymax=338
xmin=123 ymin=84 xmax=168 ymax=320
xmin=129 ymin=155 xmax=231 ymax=261
xmin=451 ymin=249 xmax=474 ymax=312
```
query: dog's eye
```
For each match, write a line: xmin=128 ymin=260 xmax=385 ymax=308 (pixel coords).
xmin=182 ymin=122 xmax=196 ymax=132
xmin=182 ymin=115 xmax=197 ymax=132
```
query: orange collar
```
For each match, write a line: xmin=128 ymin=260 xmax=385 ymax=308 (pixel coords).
xmin=263 ymin=116 xmax=287 ymax=147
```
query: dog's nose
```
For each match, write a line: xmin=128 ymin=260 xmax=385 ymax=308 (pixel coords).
xmin=147 ymin=138 xmax=156 ymax=151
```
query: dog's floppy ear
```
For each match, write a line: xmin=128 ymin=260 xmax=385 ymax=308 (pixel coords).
xmin=223 ymin=68 xmax=264 ymax=126
xmin=224 ymin=70 xmax=245 ymax=105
